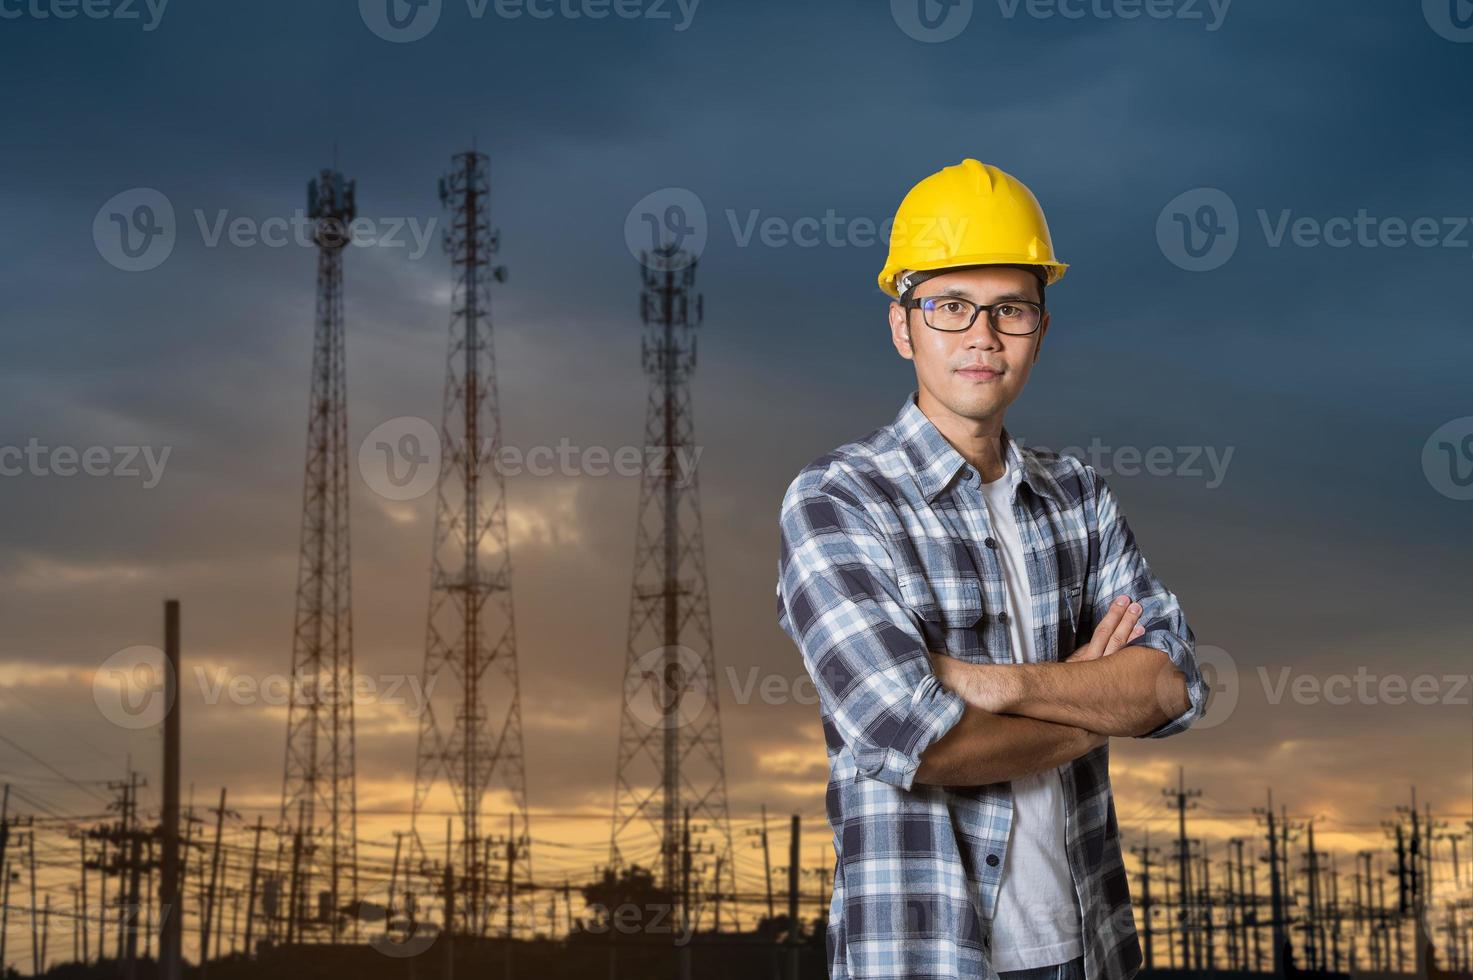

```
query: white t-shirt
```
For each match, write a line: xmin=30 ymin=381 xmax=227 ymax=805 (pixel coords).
xmin=976 ymin=461 xmax=1084 ymax=971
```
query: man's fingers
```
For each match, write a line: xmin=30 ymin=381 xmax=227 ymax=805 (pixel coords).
xmin=1105 ymin=623 xmax=1146 ymax=657
xmin=1103 ymin=601 xmax=1144 ymax=655
xmin=1075 ymin=595 xmax=1145 ymax=661
xmin=1091 ymin=595 xmax=1131 ymax=643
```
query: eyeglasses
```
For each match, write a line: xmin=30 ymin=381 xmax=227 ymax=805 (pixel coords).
xmin=904 ymin=294 xmax=1044 ymax=335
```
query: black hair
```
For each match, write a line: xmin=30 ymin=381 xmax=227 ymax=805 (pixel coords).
xmin=898 ymin=263 xmax=1048 ymax=307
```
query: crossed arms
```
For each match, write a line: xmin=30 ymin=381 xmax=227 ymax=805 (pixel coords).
xmin=915 ymin=598 xmax=1186 ymax=786
xmin=776 ymin=464 xmax=1208 ymax=792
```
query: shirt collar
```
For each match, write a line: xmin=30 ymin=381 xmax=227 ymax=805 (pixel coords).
xmin=891 ymin=388 xmax=1064 ymax=506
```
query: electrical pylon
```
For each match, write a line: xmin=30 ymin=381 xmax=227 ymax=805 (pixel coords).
xmin=278 ymin=165 xmax=359 ymax=942
xmin=609 ymin=243 xmax=737 ymax=934
xmin=409 ymin=149 xmax=532 ymax=938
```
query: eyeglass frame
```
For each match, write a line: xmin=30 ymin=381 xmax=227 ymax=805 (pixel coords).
xmin=901 ymin=291 xmax=1046 ymax=336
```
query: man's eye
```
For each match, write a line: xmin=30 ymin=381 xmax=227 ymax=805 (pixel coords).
xmin=941 ymin=301 xmax=967 ymax=315
xmin=995 ymin=304 xmax=1020 ymax=318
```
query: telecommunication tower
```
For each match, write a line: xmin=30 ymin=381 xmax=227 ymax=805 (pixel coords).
xmin=409 ymin=150 xmax=532 ymax=937
xmin=279 ymin=166 xmax=360 ymax=942
xmin=609 ymin=242 xmax=737 ymax=933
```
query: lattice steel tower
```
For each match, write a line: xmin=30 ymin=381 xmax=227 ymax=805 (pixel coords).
xmin=409 ymin=149 xmax=532 ymax=937
xmin=279 ymin=166 xmax=359 ymax=941
xmin=610 ymin=244 xmax=737 ymax=932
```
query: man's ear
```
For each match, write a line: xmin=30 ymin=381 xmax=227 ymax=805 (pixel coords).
xmin=889 ymin=301 xmax=914 ymax=361
xmin=1031 ymin=311 xmax=1049 ymax=362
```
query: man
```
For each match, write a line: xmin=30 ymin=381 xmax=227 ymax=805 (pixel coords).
xmin=775 ymin=158 xmax=1210 ymax=980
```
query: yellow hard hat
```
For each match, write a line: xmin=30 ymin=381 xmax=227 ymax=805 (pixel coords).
xmin=877 ymin=158 xmax=1068 ymax=299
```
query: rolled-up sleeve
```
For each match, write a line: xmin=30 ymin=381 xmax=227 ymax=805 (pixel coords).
xmin=776 ymin=472 xmax=965 ymax=790
xmin=1087 ymin=464 xmax=1210 ymax=739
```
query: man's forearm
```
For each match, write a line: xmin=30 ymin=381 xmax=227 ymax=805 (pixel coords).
xmin=913 ymin=704 xmax=1103 ymax=787
xmin=945 ymin=647 xmax=1191 ymax=736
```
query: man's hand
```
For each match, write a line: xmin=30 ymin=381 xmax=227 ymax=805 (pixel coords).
xmin=1065 ymin=594 xmax=1146 ymax=663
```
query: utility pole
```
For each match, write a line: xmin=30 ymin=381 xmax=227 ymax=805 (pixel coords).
xmin=1221 ymin=841 xmax=1236 ymax=970
xmin=1254 ymin=790 xmax=1290 ymax=975
xmin=762 ymin=805 xmax=775 ymax=920
xmin=785 ymin=816 xmax=801 ymax=980
xmin=39 ymin=894 xmax=49 ymax=972
xmin=69 ymin=886 xmax=80 ymax=963
xmin=244 ymin=816 xmax=264 ymax=957
xmin=799 ymin=846 xmax=829 ymax=941
xmin=122 ymin=770 xmax=151 ymax=980
xmin=713 ymin=855 xmax=725 ymax=932
xmin=1248 ymin=857 xmax=1262 ymax=970
xmin=0 ymin=859 xmax=10 ymax=975
xmin=79 ymin=834 xmax=90 ymax=965
xmin=1304 ymin=817 xmax=1323 ymax=971
xmin=287 ymin=801 xmax=306 ymax=946
xmin=202 ymin=787 xmax=235 ymax=972
xmin=1381 ymin=855 xmax=1402 ymax=972
xmin=442 ymin=820 xmax=455 ymax=980
xmin=0 ymin=785 xmax=13 ymax=975
xmin=1163 ymin=768 xmax=1200 ymax=968
xmin=680 ymin=807 xmax=693 ymax=980
xmin=160 ymin=599 xmax=182 ymax=980
xmin=1328 ymin=852 xmax=1343 ymax=972
xmin=1227 ymin=837 xmax=1246 ymax=970
xmin=1132 ymin=835 xmax=1159 ymax=969
xmin=1199 ymin=842 xmax=1214 ymax=969
xmin=0 ymin=786 xmax=8 ymax=896
xmin=1437 ymin=830 xmax=1462 ymax=891
xmin=1357 ymin=851 xmax=1377 ymax=971
xmin=388 ymin=831 xmax=404 ymax=941
xmin=144 ymin=839 xmax=155 ymax=962
xmin=28 ymin=819 xmax=39 ymax=976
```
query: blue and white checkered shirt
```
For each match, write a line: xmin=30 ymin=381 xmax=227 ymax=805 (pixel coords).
xmin=775 ymin=388 xmax=1209 ymax=980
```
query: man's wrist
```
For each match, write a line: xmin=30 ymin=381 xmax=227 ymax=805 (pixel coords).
xmin=962 ymin=662 xmax=1027 ymax=714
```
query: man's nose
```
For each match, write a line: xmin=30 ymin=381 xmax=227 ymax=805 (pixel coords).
xmin=963 ymin=320 xmax=1003 ymax=348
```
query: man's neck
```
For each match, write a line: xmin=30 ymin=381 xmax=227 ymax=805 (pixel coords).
xmin=915 ymin=387 xmax=1008 ymax=483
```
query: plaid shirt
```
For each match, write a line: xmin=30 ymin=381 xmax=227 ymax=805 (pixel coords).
xmin=775 ymin=389 xmax=1209 ymax=980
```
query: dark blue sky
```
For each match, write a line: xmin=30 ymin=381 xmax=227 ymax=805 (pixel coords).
xmin=0 ymin=0 xmax=1469 ymax=869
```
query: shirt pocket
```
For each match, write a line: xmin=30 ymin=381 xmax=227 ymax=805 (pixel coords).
xmin=904 ymin=575 xmax=993 ymax=663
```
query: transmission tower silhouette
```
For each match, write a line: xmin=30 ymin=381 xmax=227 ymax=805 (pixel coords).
xmin=278 ymin=165 xmax=359 ymax=942
xmin=609 ymin=242 xmax=737 ymax=933
xmin=409 ymin=149 xmax=532 ymax=937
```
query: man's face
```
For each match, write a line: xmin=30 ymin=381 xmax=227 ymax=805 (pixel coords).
xmin=887 ymin=265 xmax=1049 ymax=424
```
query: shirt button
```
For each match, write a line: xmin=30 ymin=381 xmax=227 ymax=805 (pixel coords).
xmin=998 ymin=611 xmax=1009 ymax=625
xmin=984 ymin=537 xmax=998 ymax=549
xmin=986 ymin=853 xmax=1000 ymax=867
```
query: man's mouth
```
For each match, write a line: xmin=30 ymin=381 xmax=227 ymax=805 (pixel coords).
xmin=956 ymin=365 xmax=1002 ymax=382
